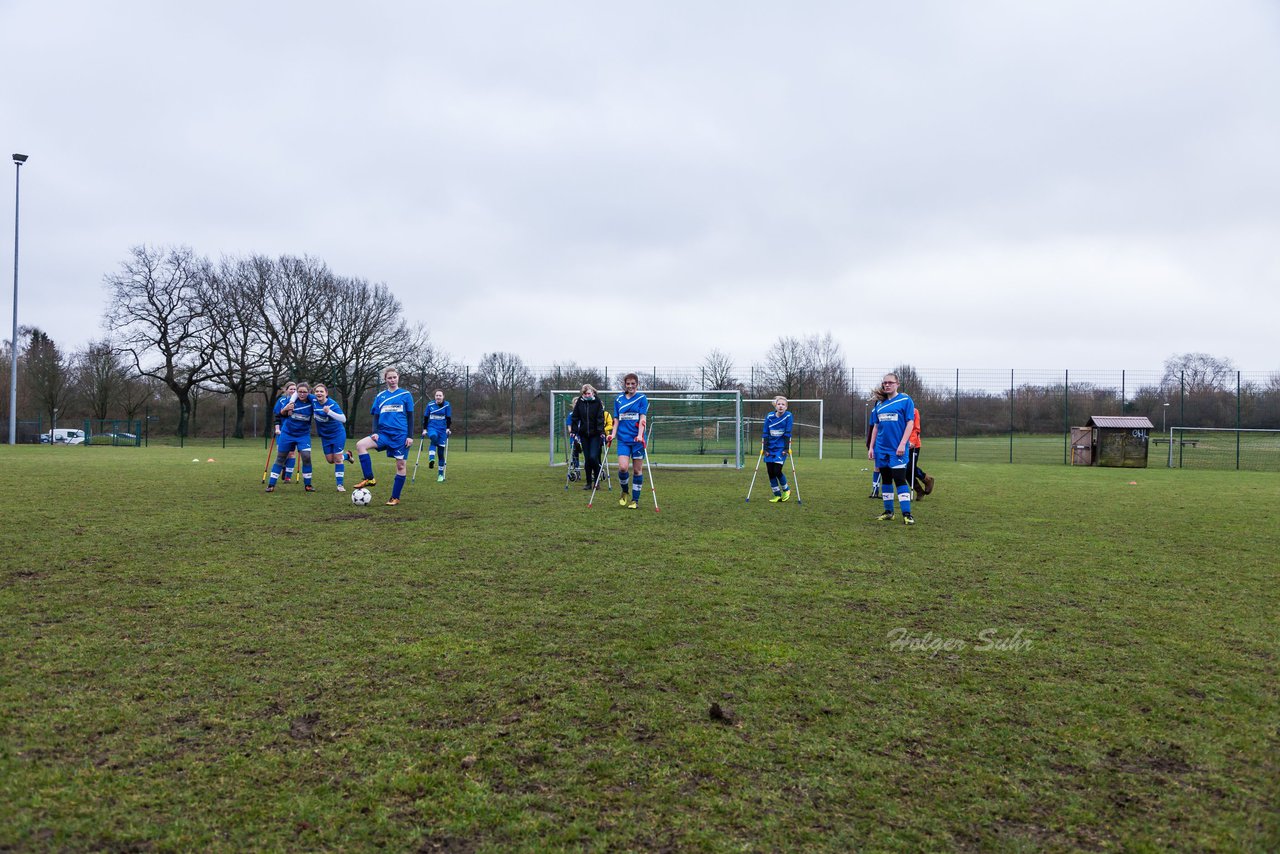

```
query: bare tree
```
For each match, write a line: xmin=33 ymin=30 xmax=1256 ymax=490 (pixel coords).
xmin=405 ymin=332 xmax=463 ymax=402
xmin=1161 ymin=352 xmax=1235 ymax=393
xmin=700 ymin=349 xmax=739 ymax=390
xmin=76 ymin=339 xmax=131 ymax=421
xmin=103 ymin=245 xmax=219 ymax=437
xmin=759 ymin=335 xmax=809 ymax=397
xmin=476 ymin=352 xmax=533 ymax=392
xmin=261 ymin=255 xmax=329 ymax=382
xmin=315 ymin=275 xmax=419 ymax=434
xmin=205 ymin=256 xmax=271 ymax=439
xmin=25 ymin=328 xmax=75 ymax=428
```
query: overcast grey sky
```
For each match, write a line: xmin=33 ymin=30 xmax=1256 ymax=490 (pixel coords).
xmin=4 ymin=0 xmax=1278 ymax=371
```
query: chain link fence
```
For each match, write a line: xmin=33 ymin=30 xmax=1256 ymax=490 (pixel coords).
xmin=10 ymin=367 xmax=1279 ymax=469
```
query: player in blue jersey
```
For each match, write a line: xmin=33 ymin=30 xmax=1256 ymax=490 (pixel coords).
xmin=420 ymin=389 xmax=452 ymax=483
xmin=762 ymin=396 xmax=793 ymax=502
xmin=266 ymin=381 xmax=318 ymax=493
xmin=354 ymin=367 xmax=414 ymax=505
xmin=312 ymin=382 xmax=352 ymax=491
xmin=272 ymin=381 xmax=298 ymax=483
xmin=608 ymin=373 xmax=648 ymax=509
xmin=867 ymin=372 xmax=916 ymax=525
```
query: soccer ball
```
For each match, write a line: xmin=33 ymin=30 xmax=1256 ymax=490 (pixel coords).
xmin=351 ymin=487 xmax=372 ymax=506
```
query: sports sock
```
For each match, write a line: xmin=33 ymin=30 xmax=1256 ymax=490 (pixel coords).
xmin=285 ymin=456 xmax=295 ymax=478
xmin=770 ymin=476 xmax=780 ymax=495
xmin=335 ymin=462 xmax=344 ymax=486
xmin=883 ymin=492 xmax=894 ymax=514
xmin=618 ymin=472 xmax=630 ymax=492
xmin=359 ymin=452 xmax=373 ymax=479
xmin=302 ymin=460 xmax=312 ymax=485
xmin=392 ymin=474 xmax=406 ymax=499
xmin=898 ymin=489 xmax=912 ymax=515
xmin=779 ymin=474 xmax=789 ymax=491
xmin=268 ymin=464 xmax=282 ymax=485
xmin=633 ymin=473 xmax=643 ymax=500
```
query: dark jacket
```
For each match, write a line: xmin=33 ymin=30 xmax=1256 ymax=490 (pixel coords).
xmin=571 ymin=396 xmax=606 ymax=438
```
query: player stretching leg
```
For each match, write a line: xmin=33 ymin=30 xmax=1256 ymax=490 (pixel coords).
xmin=354 ymin=368 xmax=414 ymax=506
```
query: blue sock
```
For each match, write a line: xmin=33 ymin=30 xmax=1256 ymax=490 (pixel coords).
xmin=898 ymin=488 xmax=911 ymax=515
xmin=335 ymin=462 xmax=344 ymax=486
xmin=392 ymin=474 xmax=406 ymax=499
xmin=883 ymin=490 xmax=895 ymax=514
xmin=285 ymin=457 xmax=295 ymax=478
xmin=619 ymin=472 xmax=630 ymax=493
xmin=268 ymin=464 xmax=282 ymax=485
xmin=780 ymin=475 xmax=789 ymax=491
xmin=360 ymin=453 xmax=373 ymax=479
xmin=633 ymin=473 xmax=644 ymax=500
xmin=302 ymin=461 xmax=312 ymax=485
xmin=770 ymin=477 xmax=780 ymax=495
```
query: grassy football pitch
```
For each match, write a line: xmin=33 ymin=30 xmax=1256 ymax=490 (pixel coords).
xmin=1 ymin=444 xmax=1276 ymax=851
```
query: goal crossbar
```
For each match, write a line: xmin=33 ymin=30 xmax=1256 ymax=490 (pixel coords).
xmin=549 ymin=389 xmax=743 ymax=468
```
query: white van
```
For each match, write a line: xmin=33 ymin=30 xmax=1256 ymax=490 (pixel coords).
xmin=44 ymin=428 xmax=86 ymax=445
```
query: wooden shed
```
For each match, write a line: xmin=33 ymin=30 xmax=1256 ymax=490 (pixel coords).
xmin=1084 ymin=415 xmax=1155 ymax=468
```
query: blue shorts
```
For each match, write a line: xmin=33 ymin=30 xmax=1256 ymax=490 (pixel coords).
xmin=875 ymin=450 xmax=908 ymax=469
xmin=373 ymin=434 xmax=409 ymax=461
xmin=427 ymin=432 xmax=448 ymax=449
xmin=277 ymin=433 xmax=312 ymax=454
xmin=319 ymin=434 xmax=346 ymax=456
xmin=616 ymin=439 xmax=646 ymax=460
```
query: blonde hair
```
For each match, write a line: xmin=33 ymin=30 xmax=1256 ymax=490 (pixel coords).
xmin=773 ymin=395 xmax=788 ymax=405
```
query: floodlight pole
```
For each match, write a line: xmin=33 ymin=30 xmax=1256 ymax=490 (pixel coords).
xmin=1162 ymin=402 xmax=1169 ymax=433
xmin=9 ymin=153 xmax=27 ymax=445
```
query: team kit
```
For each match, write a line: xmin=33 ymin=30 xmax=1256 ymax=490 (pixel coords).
xmin=264 ymin=369 xmax=928 ymax=522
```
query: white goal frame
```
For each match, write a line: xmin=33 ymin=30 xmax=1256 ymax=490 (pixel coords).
xmin=742 ymin=398 xmax=825 ymax=460
xmin=549 ymin=389 xmax=743 ymax=469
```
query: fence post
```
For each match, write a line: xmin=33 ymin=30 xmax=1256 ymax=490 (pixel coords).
xmin=1179 ymin=371 xmax=1186 ymax=468
xmin=850 ymin=367 xmax=856 ymax=459
xmin=464 ymin=366 xmax=470 ymax=452
xmin=954 ymin=369 xmax=959 ymax=462
xmin=510 ymin=384 xmax=515 ymax=452
xmin=222 ymin=407 xmax=227 ymax=449
xmin=1009 ymin=368 xmax=1015 ymax=464
xmin=1063 ymin=369 xmax=1069 ymax=465
xmin=1237 ymin=370 xmax=1241 ymax=470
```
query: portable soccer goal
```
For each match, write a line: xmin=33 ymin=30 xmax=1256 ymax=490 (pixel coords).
xmin=741 ymin=399 xmax=825 ymax=460
xmin=1162 ymin=426 xmax=1280 ymax=472
xmin=550 ymin=389 xmax=743 ymax=468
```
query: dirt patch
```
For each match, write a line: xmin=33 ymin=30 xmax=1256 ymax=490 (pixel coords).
xmin=417 ymin=836 xmax=478 ymax=853
xmin=289 ymin=712 xmax=321 ymax=740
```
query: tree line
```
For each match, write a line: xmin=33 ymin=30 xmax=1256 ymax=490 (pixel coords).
xmin=3 ymin=246 xmax=1276 ymax=441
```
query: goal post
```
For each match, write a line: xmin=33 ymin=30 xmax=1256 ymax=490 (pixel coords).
xmin=1163 ymin=426 xmax=1280 ymax=472
xmin=742 ymin=399 xmax=825 ymax=460
xmin=549 ymin=389 xmax=744 ymax=468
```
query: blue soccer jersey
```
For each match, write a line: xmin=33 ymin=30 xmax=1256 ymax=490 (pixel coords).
xmin=613 ymin=392 xmax=648 ymax=443
xmin=425 ymin=401 xmax=452 ymax=437
xmin=762 ymin=411 xmax=793 ymax=462
xmin=280 ymin=393 xmax=317 ymax=439
xmin=313 ymin=398 xmax=347 ymax=441
xmin=871 ymin=393 xmax=915 ymax=456
xmin=371 ymin=388 xmax=414 ymax=442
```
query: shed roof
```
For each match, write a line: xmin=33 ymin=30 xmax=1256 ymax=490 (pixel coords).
xmin=1087 ymin=415 xmax=1154 ymax=429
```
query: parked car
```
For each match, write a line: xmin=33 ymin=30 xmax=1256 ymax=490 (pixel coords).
xmin=45 ymin=428 xmax=86 ymax=445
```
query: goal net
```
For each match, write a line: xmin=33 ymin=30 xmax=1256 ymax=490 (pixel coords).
xmin=741 ymin=399 xmax=825 ymax=460
xmin=1162 ymin=427 xmax=1280 ymax=472
xmin=550 ymin=389 xmax=743 ymax=468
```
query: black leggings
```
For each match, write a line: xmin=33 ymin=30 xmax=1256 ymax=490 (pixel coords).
xmin=909 ymin=447 xmax=927 ymax=481
xmin=878 ymin=466 xmax=909 ymax=491
xmin=766 ymin=461 xmax=785 ymax=479
xmin=582 ymin=435 xmax=602 ymax=484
